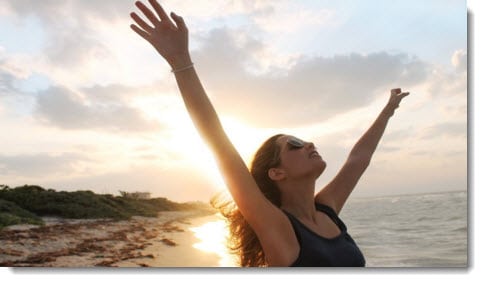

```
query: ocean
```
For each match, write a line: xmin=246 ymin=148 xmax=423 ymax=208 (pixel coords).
xmin=341 ymin=190 xmax=467 ymax=267
xmin=193 ymin=190 xmax=468 ymax=267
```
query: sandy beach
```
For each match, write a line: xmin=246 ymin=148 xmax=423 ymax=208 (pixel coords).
xmin=0 ymin=210 xmax=227 ymax=267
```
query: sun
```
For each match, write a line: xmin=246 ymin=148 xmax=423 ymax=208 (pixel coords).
xmin=135 ymin=95 xmax=274 ymax=194
xmin=219 ymin=116 xmax=271 ymax=164
xmin=165 ymin=110 xmax=269 ymax=184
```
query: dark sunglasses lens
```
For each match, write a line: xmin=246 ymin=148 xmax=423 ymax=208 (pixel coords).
xmin=288 ymin=138 xmax=305 ymax=148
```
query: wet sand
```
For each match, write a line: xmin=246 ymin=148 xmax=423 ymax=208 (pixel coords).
xmin=0 ymin=210 xmax=224 ymax=267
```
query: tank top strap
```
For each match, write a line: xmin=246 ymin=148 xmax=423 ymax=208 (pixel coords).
xmin=282 ymin=210 xmax=303 ymax=237
xmin=314 ymin=203 xmax=347 ymax=232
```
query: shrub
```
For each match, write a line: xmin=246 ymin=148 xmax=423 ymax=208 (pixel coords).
xmin=0 ymin=185 xmax=213 ymax=228
xmin=0 ymin=199 xmax=44 ymax=229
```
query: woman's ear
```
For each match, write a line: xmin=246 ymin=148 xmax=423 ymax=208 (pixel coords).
xmin=268 ymin=168 xmax=285 ymax=181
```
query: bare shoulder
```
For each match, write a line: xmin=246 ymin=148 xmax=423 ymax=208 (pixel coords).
xmin=249 ymin=203 xmax=300 ymax=266
xmin=314 ymin=157 xmax=369 ymax=214
xmin=315 ymin=186 xmax=341 ymax=214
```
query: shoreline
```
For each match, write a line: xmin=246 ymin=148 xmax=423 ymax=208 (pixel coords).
xmin=0 ymin=210 xmax=224 ymax=267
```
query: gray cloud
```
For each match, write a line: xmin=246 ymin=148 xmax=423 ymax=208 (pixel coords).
xmin=0 ymin=69 xmax=16 ymax=97
xmin=383 ymin=128 xmax=415 ymax=142
xmin=0 ymin=152 xmax=89 ymax=176
xmin=451 ymin=50 xmax=467 ymax=73
xmin=34 ymin=85 xmax=162 ymax=132
xmin=426 ymin=70 xmax=466 ymax=99
xmin=419 ymin=122 xmax=467 ymax=140
xmin=3 ymin=0 xmax=133 ymax=67
xmin=193 ymin=28 xmax=429 ymax=127
xmin=409 ymin=149 xmax=465 ymax=158
xmin=80 ymin=83 xmax=159 ymax=102
xmin=0 ymin=57 xmax=23 ymax=97
xmin=4 ymin=1 xmax=431 ymax=129
xmin=45 ymin=26 xmax=107 ymax=68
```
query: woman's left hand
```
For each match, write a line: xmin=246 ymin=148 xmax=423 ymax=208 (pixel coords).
xmin=388 ymin=88 xmax=410 ymax=110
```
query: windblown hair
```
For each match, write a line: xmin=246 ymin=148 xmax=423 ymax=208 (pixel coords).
xmin=211 ymin=134 xmax=284 ymax=267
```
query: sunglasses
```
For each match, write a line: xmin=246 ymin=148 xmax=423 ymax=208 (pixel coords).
xmin=286 ymin=137 xmax=306 ymax=150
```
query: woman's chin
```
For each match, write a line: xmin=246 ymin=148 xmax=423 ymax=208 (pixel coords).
xmin=315 ymin=161 xmax=327 ymax=177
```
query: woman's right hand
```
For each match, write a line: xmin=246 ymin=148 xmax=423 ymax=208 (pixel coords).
xmin=130 ymin=0 xmax=191 ymax=68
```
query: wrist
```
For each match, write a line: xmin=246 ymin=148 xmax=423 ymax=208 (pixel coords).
xmin=168 ymin=53 xmax=192 ymax=69
xmin=382 ymin=103 xmax=396 ymax=117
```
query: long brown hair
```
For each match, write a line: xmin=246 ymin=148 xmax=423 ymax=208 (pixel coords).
xmin=211 ymin=134 xmax=284 ymax=267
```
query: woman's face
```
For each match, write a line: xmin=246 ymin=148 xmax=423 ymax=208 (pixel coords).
xmin=275 ymin=135 xmax=326 ymax=180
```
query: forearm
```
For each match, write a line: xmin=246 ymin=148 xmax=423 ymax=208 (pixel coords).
xmin=171 ymin=57 xmax=231 ymax=154
xmin=349 ymin=103 xmax=396 ymax=162
xmin=171 ymin=59 xmax=267 ymax=214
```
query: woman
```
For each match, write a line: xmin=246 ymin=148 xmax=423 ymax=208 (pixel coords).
xmin=130 ymin=0 xmax=409 ymax=267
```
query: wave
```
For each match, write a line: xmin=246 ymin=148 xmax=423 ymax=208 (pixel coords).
xmin=344 ymin=190 xmax=467 ymax=267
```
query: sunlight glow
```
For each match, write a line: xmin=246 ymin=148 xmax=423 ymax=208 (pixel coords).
xmin=160 ymin=112 xmax=274 ymax=193
xmin=221 ymin=116 xmax=274 ymax=164
xmin=164 ymin=109 xmax=223 ymax=183
xmin=191 ymin=215 xmax=237 ymax=267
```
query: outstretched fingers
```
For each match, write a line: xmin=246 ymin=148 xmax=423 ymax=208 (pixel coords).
xmin=130 ymin=12 xmax=153 ymax=33
xmin=130 ymin=23 xmax=151 ymax=42
xmin=130 ymin=0 xmax=189 ymax=61
xmin=148 ymin=0 xmax=168 ymax=21
xmin=149 ymin=0 xmax=177 ymax=30
xmin=170 ymin=12 xmax=187 ymax=31
xmin=135 ymin=1 xmax=161 ymax=27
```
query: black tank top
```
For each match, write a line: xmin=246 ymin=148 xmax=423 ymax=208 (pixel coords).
xmin=283 ymin=203 xmax=366 ymax=267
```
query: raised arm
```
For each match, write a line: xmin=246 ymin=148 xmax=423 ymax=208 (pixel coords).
xmin=316 ymin=89 xmax=409 ymax=213
xmin=130 ymin=0 xmax=226 ymax=153
xmin=129 ymin=1 xmax=292 ymax=255
xmin=131 ymin=0 xmax=257 ymax=213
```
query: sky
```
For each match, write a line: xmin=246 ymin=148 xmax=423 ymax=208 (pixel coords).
xmin=0 ymin=0 xmax=467 ymax=203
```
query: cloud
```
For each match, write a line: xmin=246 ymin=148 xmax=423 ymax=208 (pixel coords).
xmin=2 ymin=0 xmax=182 ymax=90
xmin=421 ymin=50 xmax=467 ymax=100
xmin=2 ymin=0 xmax=132 ymax=67
xmin=451 ymin=49 xmax=467 ymax=73
xmin=34 ymin=85 xmax=162 ymax=132
xmin=4 ymin=1 xmax=431 ymax=130
xmin=167 ymin=0 xmax=338 ymax=39
xmin=45 ymin=27 xmax=107 ymax=68
xmin=0 ymin=0 xmax=332 ymax=84
xmin=418 ymin=121 xmax=467 ymax=140
xmin=249 ymin=1 xmax=337 ymax=33
xmin=0 ymin=50 xmax=24 ymax=97
xmin=0 ymin=68 xmax=16 ymax=97
xmin=0 ymin=152 xmax=89 ymax=177
xmin=79 ymin=83 xmax=164 ymax=102
xmin=193 ymin=28 xmax=430 ymax=127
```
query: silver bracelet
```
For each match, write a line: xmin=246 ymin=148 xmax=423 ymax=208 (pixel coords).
xmin=171 ymin=63 xmax=194 ymax=73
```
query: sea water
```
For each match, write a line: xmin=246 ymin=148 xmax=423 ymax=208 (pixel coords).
xmin=193 ymin=190 xmax=467 ymax=267
xmin=341 ymin=190 xmax=467 ymax=267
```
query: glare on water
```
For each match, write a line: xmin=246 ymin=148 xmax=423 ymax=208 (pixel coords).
xmin=190 ymin=215 xmax=238 ymax=267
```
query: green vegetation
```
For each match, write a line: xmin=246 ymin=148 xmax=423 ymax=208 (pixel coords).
xmin=0 ymin=199 xmax=44 ymax=228
xmin=0 ymin=185 xmax=213 ymax=229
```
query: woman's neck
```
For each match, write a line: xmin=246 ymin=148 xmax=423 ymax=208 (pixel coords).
xmin=278 ymin=178 xmax=317 ymax=221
